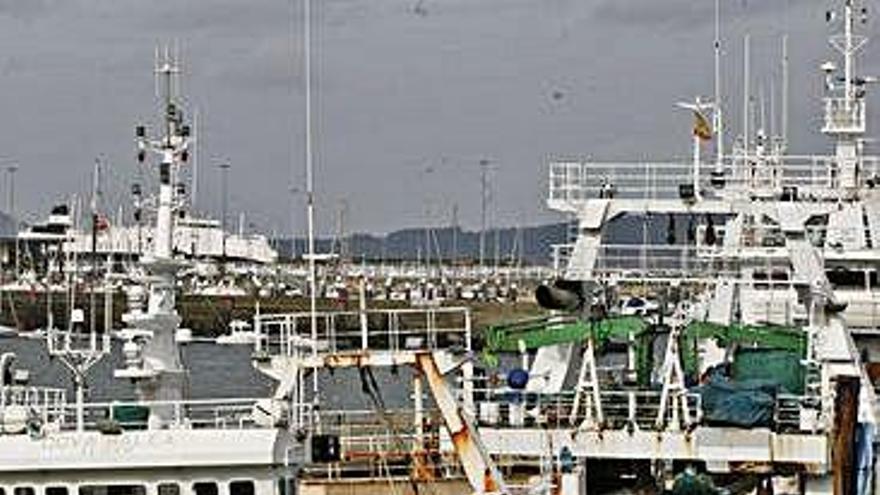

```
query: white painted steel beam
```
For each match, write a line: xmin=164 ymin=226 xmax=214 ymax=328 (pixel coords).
xmin=480 ymin=428 xmax=828 ymax=473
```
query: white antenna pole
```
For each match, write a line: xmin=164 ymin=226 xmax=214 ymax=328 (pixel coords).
xmin=154 ymin=45 xmax=160 ymax=99
xmin=173 ymin=39 xmax=181 ymax=99
xmin=743 ymin=34 xmax=750 ymax=153
xmin=304 ymin=0 xmax=319 ymax=400
xmin=91 ymin=159 xmax=100 ymax=216
xmin=190 ymin=107 xmax=202 ymax=211
xmin=769 ymin=78 xmax=776 ymax=141
xmin=692 ymin=104 xmax=702 ymax=202
xmin=189 ymin=107 xmax=199 ymax=212
xmin=844 ymin=0 xmax=854 ymax=105
xmin=479 ymin=159 xmax=489 ymax=269
xmin=714 ymin=0 xmax=724 ymax=166
xmin=782 ymin=35 xmax=789 ymax=150
xmin=759 ymin=85 xmax=766 ymax=134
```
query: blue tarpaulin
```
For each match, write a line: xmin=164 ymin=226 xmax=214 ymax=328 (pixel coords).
xmin=696 ymin=376 xmax=778 ymax=428
xmin=856 ymin=422 xmax=875 ymax=495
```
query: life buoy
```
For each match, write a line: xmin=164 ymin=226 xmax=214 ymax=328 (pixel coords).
xmin=26 ymin=413 xmax=44 ymax=440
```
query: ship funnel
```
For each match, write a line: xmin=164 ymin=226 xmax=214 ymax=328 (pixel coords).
xmin=535 ymin=280 xmax=585 ymax=311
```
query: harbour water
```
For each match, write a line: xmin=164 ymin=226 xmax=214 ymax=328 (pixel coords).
xmin=0 ymin=336 xmax=419 ymax=409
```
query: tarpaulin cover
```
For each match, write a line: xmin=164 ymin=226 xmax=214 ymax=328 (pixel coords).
xmin=731 ymin=348 xmax=804 ymax=394
xmin=672 ymin=468 xmax=718 ymax=495
xmin=696 ymin=375 xmax=778 ymax=428
xmin=856 ymin=422 xmax=875 ymax=495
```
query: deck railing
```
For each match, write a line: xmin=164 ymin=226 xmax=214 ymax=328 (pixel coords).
xmin=0 ymin=396 xmax=300 ymax=433
xmin=0 ymin=385 xmax=67 ymax=426
xmin=548 ymin=156 xmax=880 ymax=206
xmin=473 ymin=388 xmax=700 ymax=432
xmin=78 ymin=397 xmax=274 ymax=431
xmin=254 ymin=307 xmax=472 ymax=358
xmin=552 ymin=243 xmax=792 ymax=281
xmin=472 ymin=387 xmax=820 ymax=434
xmin=823 ymin=97 xmax=866 ymax=134
xmin=343 ymin=263 xmax=553 ymax=282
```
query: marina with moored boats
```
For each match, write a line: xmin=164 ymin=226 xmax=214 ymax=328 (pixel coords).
xmin=4 ymin=1 xmax=880 ymax=495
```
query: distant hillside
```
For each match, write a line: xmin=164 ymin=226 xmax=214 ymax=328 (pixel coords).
xmin=273 ymin=213 xmax=715 ymax=266
xmin=275 ymin=223 xmax=569 ymax=265
xmin=0 ymin=211 xmax=20 ymax=238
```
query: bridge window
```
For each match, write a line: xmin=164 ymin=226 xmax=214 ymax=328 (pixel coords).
xmin=192 ymin=484 xmax=217 ymax=495
xmin=752 ymin=271 xmax=769 ymax=290
xmin=46 ymin=488 xmax=69 ymax=495
xmin=625 ymin=298 xmax=645 ymax=308
xmin=15 ymin=489 xmax=35 ymax=495
xmin=157 ymin=485 xmax=179 ymax=495
xmin=79 ymin=486 xmax=146 ymax=495
xmin=229 ymin=482 xmax=254 ymax=495
xmin=770 ymin=271 xmax=789 ymax=281
xmin=277 ymin=478 xmax=296 ymax=495
xmin=827 ymin=268 xmax=866 ymax=289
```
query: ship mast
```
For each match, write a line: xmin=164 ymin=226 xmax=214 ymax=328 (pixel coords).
xmin=713 ymin=0 xmax=724 ymax=168
xmin=154 ymin=51 xmax=181 ymax=259
xmin=823 ymin=0 xmax=870 ymax=194
xmin=116 ymin=47 xmax=192 ymax=426
xmin=781 ymin=35 xmax=789 ymax=152
xmin=303 ymin=0 xmax=320 ymax=406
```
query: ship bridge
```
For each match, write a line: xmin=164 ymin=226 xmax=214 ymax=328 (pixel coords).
xmin=548 ymin=156 xmax=880 ymax=213
xmin=547 ymin=157 xmax=880 ymax=287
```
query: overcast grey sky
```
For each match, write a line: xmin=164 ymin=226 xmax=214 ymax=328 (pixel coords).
xmin=0 ymin=0 xmax=874 ymax=235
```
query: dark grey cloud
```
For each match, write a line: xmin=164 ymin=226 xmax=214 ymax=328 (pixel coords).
xmin=0 ymin=0 xmax=61 ymax=21
xmin=0 ymin=0 xmax=868 ymax=237
xmin=593 ymin=0 xmax=804 ymax=30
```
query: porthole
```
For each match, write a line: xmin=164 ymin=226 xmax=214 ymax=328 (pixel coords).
xmin=229 ymin=482 xmax=254 ymax=495
xmin=192 ymin=483 xmax=217 ymax=495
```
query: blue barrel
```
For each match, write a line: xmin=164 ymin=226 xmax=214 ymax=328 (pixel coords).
xmin=507 ymin=368 xmax=529 ymax=390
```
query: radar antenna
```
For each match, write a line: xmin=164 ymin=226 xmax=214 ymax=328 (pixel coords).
xmin=46 ymin=307 xmax=111 ymax=433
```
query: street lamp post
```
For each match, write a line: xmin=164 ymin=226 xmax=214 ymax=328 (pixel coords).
xmin=478 ymin=158 xmax=489 ymax=269
xmin=219 ymin=163 xmax=231 ymax=266
xmin=289 ymin=186 xmax=302 ymax=260
xmin=8 ymin=164 xmax=19 ymax=279
xmin=7 ymin=164 xmax=17 ymax=217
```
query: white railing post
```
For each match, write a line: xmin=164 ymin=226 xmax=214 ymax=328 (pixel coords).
xmin=428 ymin=308 xmax=436 ymax=348
xmin=286 ymin=315 xmax=294 ymax=357
xmin=391 ymin=311 xmax=399 ymax=352
xmin=255 ymin=318 xmax=263 ymax=354
xmin=326 ymin=314 xmax=335 ymax=353
xmin=627 ymin=391 xmax=638 ymax=432
xmin=462 ymin=309 xmax=475 ymax=413
xmin=42 ymin=389 xmax=49 ymax=424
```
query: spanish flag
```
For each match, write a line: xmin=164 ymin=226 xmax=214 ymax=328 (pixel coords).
xmin=692 ymin=110 xmax=712 ymax=141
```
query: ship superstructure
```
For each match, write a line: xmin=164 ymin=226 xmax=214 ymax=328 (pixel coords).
xmin=0 ymin=51 xmax=301 ymax=492
xmin=240 ymin=3 xmax=880 ymax=495
xmin=3 ymin=2 xmax=879 ymax=495
xmin=512 ymin=0 xmax=879 ymax=492
xmin=60 ymin=215 xmax=278 ymax=265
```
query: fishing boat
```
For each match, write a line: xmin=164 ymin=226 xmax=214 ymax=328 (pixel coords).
xmin=217 ymin=320 xmax=260 ymax=346
xmin=487 ymin=0 xmax=879 ymax=492
xmin=0 ymin=52 xmax=303 ymax=493
xmin=3 ymin=2 xmax=879 ymax=495
xmin=250 ymin=1 xmax=880 ymax=494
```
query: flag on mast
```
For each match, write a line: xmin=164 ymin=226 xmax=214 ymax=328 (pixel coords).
xmin=692 ymin=110 xmax=713 ymax=141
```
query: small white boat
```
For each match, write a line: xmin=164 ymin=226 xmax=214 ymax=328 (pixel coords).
xmin=17 ymin=329 xmax=47 ymax=340
xmin=175 ymin=327 xmax=194 ymax=344
xmin=215 ymin=319 xmax=258 ymax=345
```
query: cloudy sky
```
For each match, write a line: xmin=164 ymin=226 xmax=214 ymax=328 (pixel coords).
xmin=0 ymin=0 xmax=873 ymax=235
